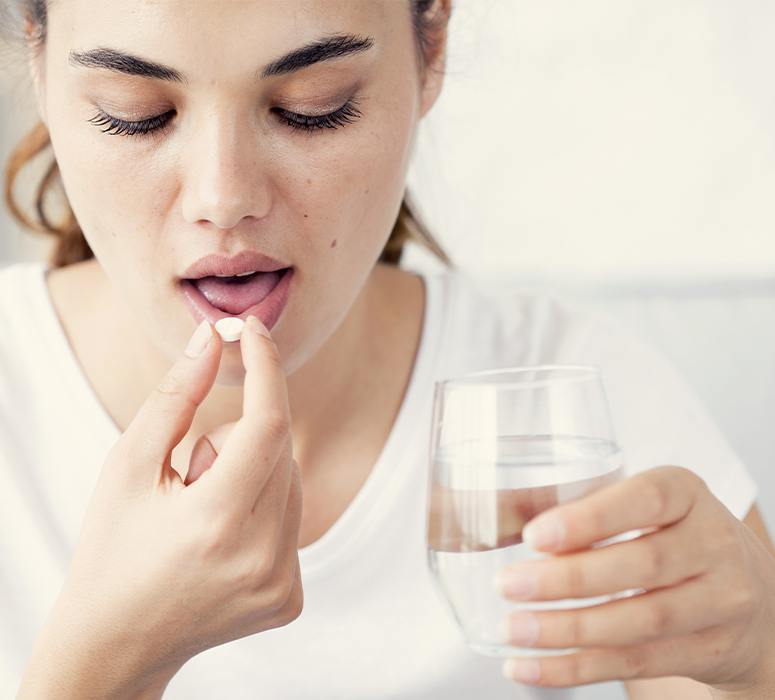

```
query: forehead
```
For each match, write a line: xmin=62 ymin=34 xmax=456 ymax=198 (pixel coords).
xmin=48 ymin=0 xmax=396 ymax=82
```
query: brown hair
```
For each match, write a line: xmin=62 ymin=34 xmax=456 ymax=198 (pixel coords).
xmin=3 ymin=0 xmax=454 ymax=270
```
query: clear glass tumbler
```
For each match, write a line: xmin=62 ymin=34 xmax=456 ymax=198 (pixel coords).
xmin=426 ymin=365 xmax=643 ymax=658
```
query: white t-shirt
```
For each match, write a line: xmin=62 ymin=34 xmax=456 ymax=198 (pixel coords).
xmin=0 ymin=260 xmax=758 ymax=699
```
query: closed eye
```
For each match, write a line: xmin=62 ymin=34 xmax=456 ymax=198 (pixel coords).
xmin=87 ymin=97 xmax=363 ymax=139
xmin=87 ymin=108 xmax=176 ymax=137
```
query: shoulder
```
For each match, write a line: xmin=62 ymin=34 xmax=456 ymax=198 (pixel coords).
xmin=0 ymin=258 xmax=74 ymax=399
xmin=0 ymin=258 xmax=56 ymax=298
xmin=0 ymin=260 xmax=46 ymax=343
xmin=0 ymin=259 xmax=36 ymax=292
xmin=430 ymin=267 xmax=619 ymax=372
xmin=0 ymin=261 xmax=50 ymax=446
xmin=427 ymin=268 xmax=702 ymax=440
xmin=422 ymin=267 xmax=758 ymax=517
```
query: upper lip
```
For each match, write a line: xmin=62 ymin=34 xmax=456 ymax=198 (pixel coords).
xmin=181 ymin=250 xmax=290 ymax=279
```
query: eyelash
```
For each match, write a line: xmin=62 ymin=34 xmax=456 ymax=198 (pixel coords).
xmin=87 ymin=97 xmax=363 ymax=138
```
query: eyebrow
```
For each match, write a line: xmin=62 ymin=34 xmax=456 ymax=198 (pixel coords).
xmin=68 ymin=33 xmax=375 ymax=84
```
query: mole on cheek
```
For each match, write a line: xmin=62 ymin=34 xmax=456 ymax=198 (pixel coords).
xmin=330 ymin=238 xmax=337 ymax=248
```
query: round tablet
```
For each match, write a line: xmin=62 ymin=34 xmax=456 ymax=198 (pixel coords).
xmin=214 ymin=317 xmax=245 ymax=342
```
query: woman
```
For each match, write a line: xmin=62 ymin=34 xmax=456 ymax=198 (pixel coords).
xmin=1 ymin=1 xmax=774 ymax=698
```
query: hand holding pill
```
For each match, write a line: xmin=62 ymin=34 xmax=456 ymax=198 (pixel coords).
xmin=22 ymin=314 xmax=303 ymax=697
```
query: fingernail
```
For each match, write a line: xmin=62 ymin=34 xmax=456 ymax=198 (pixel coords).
xmin=503 ymin=658 xmax=541 ymax=683
xmin=523 ymin=514 xmax=564 ymax=549
xmin=185 ymin=320 xmax=213 ymax=358
xmin=246 ymin=315 xmax=271 ymax=338
xmin=494 ymin=569 xmax=538 ymax=599
xmin=501 ymin=613 xmax=540 ymax=645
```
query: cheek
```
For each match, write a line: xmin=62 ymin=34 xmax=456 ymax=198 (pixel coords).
xmin=271 ymin=93 xmax=417 ymax=349
xmin=276 ymin=87 xmax=418 ymax=261
xmin=47 ymin=80 xmax=170 ymax=237
xmin=50 ymin=116 xmax=174 ymax=260
xmin=49 ymin=121 xmax=177 ymax=330
xmin=73 ymin=150 xmax=169 ymax=232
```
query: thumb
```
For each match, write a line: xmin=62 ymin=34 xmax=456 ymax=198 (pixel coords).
xmin=111 ymin=319 xmax=223 ymax=490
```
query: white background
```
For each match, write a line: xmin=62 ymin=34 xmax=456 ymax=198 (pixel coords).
xmin=405 ymin=0 xmax=775 ymax=280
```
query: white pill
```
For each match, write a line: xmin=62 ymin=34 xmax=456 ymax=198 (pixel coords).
xmin=214 ymin=317 xmax=245 ymax=342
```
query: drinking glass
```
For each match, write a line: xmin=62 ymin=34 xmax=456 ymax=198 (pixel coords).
xmin=426 ymin=365 xmax=643 ymax=658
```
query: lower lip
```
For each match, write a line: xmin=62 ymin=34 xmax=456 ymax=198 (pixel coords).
xmin=179 ymin=268 xmax=294 ymax=335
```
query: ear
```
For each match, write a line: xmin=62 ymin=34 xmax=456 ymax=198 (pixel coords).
xmin=417 ymin=0 xmax=451 ymax=120
xmin=24 ymin=16 xmax=48 ymax=127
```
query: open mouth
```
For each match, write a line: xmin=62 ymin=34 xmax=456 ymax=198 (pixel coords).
xmin=179 ymin=267 xmax=294 ymax=331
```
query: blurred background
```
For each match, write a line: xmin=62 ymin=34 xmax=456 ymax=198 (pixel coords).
xmin=2 ymin=2 xmax=773 ymax=696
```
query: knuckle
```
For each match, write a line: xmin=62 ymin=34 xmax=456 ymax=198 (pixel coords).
xmin=619 ymin=647 xmax=648 ymax=678
xmin=588 ymin=505 xmax=609 ymax=539
xmin=197 ymin=518 xmax=233 ymax=560
xmin=261 ymin=557 xmax=302 ymax=616
xmin=152 ymin=381 xmax=198 ymax=415
xmin=271 ymin=571 xmax=298 ymax=613
xmin=278 ymin=439 xmax=294 ymax=469
xmin=641 ymin=539 xmax=665 ymax=583
xmin=707 ymin=626 xmax=738 ymax=660
xmin=261 ymin=410 xmax=291 ymax=441
xmin=673 ymin=465 xmax=705 ymax=492
xmin=154 ymin=370 xmax=186 ymax=400
xmin=642 ymin=602 xmax=672 ymax=639
xmin=554 ymin=653 xmax=583 ymax=686
xmin=563 ymin=561 xmax=586 ymax=596
xmin=278 ymin=580 xmax=304 ymax=624
xmin=728 ymin=579 xmax=757 ymax=620
xmin=641 ymin=477 xmax=671 ymax=522
xmin=718 ymin=521 xmax=740 ymax=553
xmin=288 ymin=583 xmax=304 ymax=619
xmin=707 ymin=521 xmax=738 ymax=561
xmin=287 ymin=476 xmax=304 ymax=524
xmin=250 ymin=554 xmax=276 ymax=588
xmin=567 ymin=611 xmax=587 ymax=646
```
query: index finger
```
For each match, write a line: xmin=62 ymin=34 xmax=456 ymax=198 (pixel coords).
xmin=521 ymin=465 xmax=705 ymax=553
xmin=202 ymin=315 xmax=292 ymax=509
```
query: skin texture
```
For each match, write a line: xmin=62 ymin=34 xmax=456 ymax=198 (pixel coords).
xmin=32 ymin=0 xmax=442 ymax=545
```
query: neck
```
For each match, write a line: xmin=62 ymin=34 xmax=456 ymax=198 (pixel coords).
xmin=62 ymin=259 xmax=421 ymax=478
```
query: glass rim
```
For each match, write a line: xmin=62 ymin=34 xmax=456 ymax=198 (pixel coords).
xmin=435 ymin=363 xmax=602 ymax=389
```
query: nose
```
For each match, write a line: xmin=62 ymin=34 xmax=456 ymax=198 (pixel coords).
xmin=180 ymin=111 xmax=272 ymax=230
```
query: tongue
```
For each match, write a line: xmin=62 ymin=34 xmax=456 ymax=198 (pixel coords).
xmin=193 ymin=271 xmax=283 ymax=314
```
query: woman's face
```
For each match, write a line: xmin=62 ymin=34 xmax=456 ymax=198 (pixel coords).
xmin=32 ymin=0 xmax=444 ymax=381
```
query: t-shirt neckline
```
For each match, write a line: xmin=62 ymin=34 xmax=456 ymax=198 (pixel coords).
xmin=30 ymin=260 xmax=446 ymax=577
